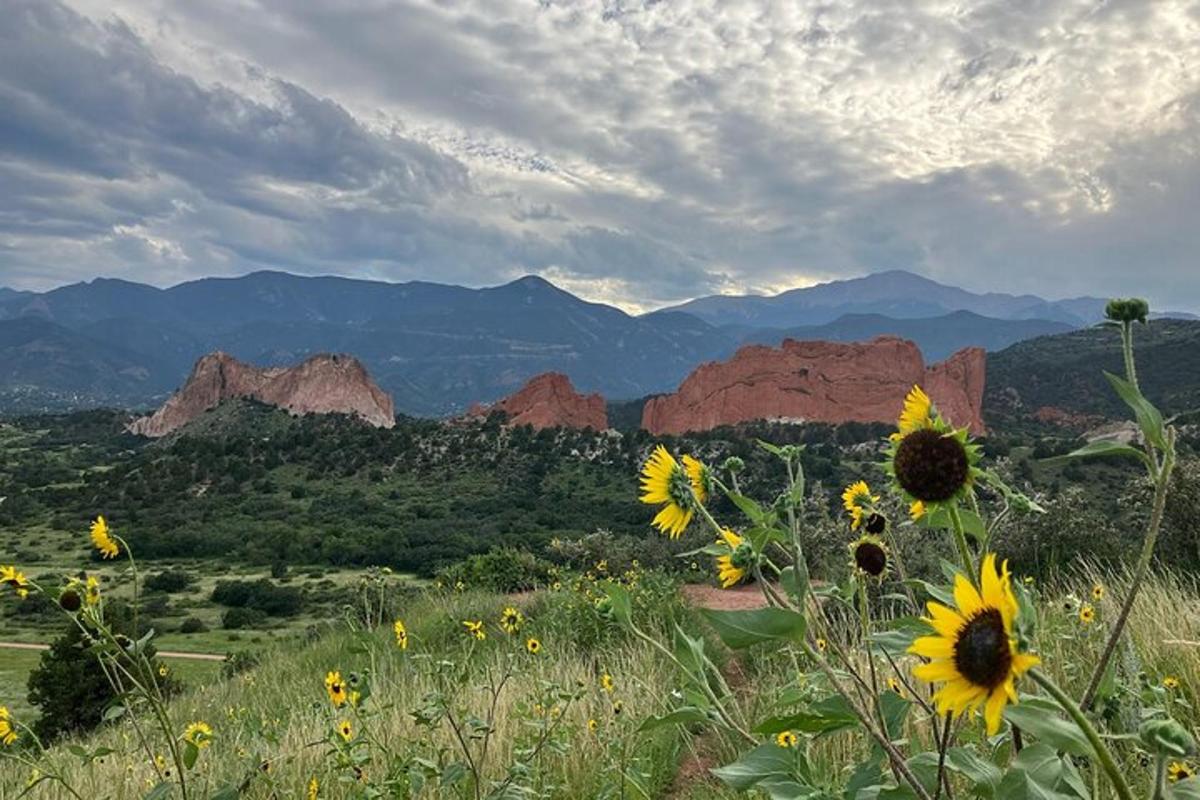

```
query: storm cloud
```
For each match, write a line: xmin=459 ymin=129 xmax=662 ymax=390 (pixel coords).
xmin=2 ymin=0 xmax=1198 ymax=311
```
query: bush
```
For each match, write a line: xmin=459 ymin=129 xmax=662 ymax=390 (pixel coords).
xmin=437 ymin=547 xmax=554 ymax=593
xmin=222 ymin=606 xmax=269 ymax=630
xmin=211 ymin=579 xmax=303 ymax=617
xmin=179 ymin=616 xmax=207 ymax=634
xmin=144 ymin=569 xmax=195 ymax=593
xmin=220 ymin=650 xmax=262 ymax=678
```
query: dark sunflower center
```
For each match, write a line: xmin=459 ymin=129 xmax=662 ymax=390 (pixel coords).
xmin=953 ymin=609 xmax=1012 ymax=690
xmin=854 ymin=542 xmax=887 ymax=576
xmin=864 ymin=512 xmax=887 ymax=534
xmin=893 ymin=429 xmax=970 ymax=502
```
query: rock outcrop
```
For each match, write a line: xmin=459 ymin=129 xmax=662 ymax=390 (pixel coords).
xmin=129 ymin=352 xmax=395 ymax=437
xmin=468 ymin=372 xmax=607 ymax=430
xmin=641 ymin=337 xmax=985 ymax=435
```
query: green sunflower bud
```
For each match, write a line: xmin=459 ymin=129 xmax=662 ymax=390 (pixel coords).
xmin=722 ymin=456 xmax=745 ymax=474
xmin=1140 ymin=719 xmax=1195 ymax=758
xmin=1105 ymin=298 xmax=1150 ymax=325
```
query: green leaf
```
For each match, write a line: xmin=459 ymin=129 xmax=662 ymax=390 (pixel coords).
xmin=209 ymin=786 xmax=240 ymax=800
xmin=868 ymin=616 xmax=927 ymax=657
xmin=182 ymin=741 xmax=198 ymax=771
xmin=1005 ymin=700 xmax=1096 ymax=758
xmin=757 ymin=439 xmax=785 ymax=457
xmin=142 ymin=784 xmax=173 ymax=800
xmin=1048 ymin=439 xmax=1151 ymax=467
xmin=700 ymin=607 xmax=807 ymax=650
xmin=727 ymin=492 xmax=766 ymax=525
xmin=755 ymin=695 xmax=858 ymax=736
xmin=880 ymin=691 xmax=911 ymax=741
xmin=711 ymin=743 xmax=802 ymax=792
xmin=945 ymin=746 xmax=1003 ymax=796
xmin=638 ymin=707 xmax=711 ymax=732
xmin=603 ymin=583 xmax=632 ymax=628
xmin=1170 ymin=777 xmax=1200 ymax=799
xmin=996 ymin=743 xmax=1088 ymax=799
xmin=906 ymin=579 xmax=954 ymax=608
xmin=1105 ymin=370 xmax=1167 ymax=450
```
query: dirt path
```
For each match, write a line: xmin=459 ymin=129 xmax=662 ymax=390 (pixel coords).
xmin=680 ymin=582 xmax=772 ymax=611
xmin=0 ymin=641 xmax=226 ymax=661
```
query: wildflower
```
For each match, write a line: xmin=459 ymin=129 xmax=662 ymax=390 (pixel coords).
xmin=1079 ymin=604 xmax=1095 ymax=625
xmin=0 ymin=565 xmax=30 ymax=599
xmin=815 ymin=637 xmax=827 ymax=652
xmin=612 ymin=699 xmax=624 ymax=716
xmin=183 ymin=721 xmax=213 ymax=749
xmin=596 ymin=559 xmax=608 ymax=574
xmin=85 ymin=575 xmax=101 ymax=606
xmin=587 ymin=718 xmax=598 ymax=733
xmin=886 ymin=386 xmax=980 ymax=513
xmin=158 ymin=664 xmax=169 ymax=678
xmin=1164 ymin=676 xmax=1181 ymax=690
xmin=552 ymin=581 xmax=562 ymax=591
xmin=600 ymin=673 xmax=614 ymax=693
xmin=90 ymin=516 xmax=120 ymax=559
xmin=455 ymin=580 xmax=465 ymax=592
xmin=1169 ymin=761 xmax=1195 ymax=783
xmin=639 ymin=445 xmax=706 ymax=538
xmin=0 ymin=706 xmax=18 ymax=746
xmin=775 ymin=730 xmax=799 ymax=748
xmin=499 ymin=606 xmax=524 ymax=634
xmin=526 ymin=637 xmax=541 ymax=655
xmin=1092 ymin=583 xmax=1105 ymax=601
xmin=715 ymin=529 xmax=753 ymax=589
xmin=909 ymin=554 xmax=1040 ymax=735
xmin=850 ymin=534 xmax=888 ymax=578
xmin=464 ymin=620 xmax=486 ymax=640
xmin=337 ymin=720 xmax=352 ymax=742
xmin=58 ymin=587 xmax=82 ymax=612
xmin=841 ymin=481 xmax=879 ymax=530
xmin=324 ymin=671 xmax=348 ymax=708
xmin=393 ymin=619 xmax=409 ymax=650
xmin=909 ymin=500 xmax=926 ymax=520
xmin=886 ymin=677 xmax=904 ymax=696
xmin=308 ymin=777 xmax=319 ymax=800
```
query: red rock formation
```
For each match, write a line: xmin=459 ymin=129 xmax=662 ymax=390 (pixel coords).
xmin=469 ymin=372 xmax=607 ymax=430
xmin=641 ymin=337 xmax=985 ymax=435
xmin=129 ymin=352 xmax=395 ymax=437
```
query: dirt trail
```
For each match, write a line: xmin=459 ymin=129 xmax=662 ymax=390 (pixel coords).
xmin=0 ymin=641 xmax=225 ymax=661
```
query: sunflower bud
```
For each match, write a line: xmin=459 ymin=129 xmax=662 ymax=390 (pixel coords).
xmin=722 ymin=456 xmax=745 ymax=474
xmin=864 ymin=512 xmax=887 ymax=534
xmin=850 ymin=536 xmax=888 ymax=577
xmin=1105 ymin=297 xmax=1150 ymax=325
xmin=1140 ymin=719 xmax=1196 ymax=758
xmin=58 ymin=588 xmax=82 ymax=612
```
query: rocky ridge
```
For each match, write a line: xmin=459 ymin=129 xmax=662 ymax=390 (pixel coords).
xmin=467 ymin=372 xmax=607 ymax=430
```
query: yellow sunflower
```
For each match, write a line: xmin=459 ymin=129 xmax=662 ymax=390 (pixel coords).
xmin=90 ymin=516 xmax=120 ymax=559
xmin=308 ymin=777 xmax=319 ymax=800
xmin=464 ymin=620 xmax=486 ymax=640
xmin=1164 ymin=676 xmax=1180 ymax=690
xmin=1169 ymin=762 xmax=1195 ymax=783
xmin=0 ymin=706 xmax=18 ymax=746
xmin=600 ymin=673 xmax=615 ymax=693
xmin=324 ymin=671 xmax=348 ymax=708
xmin=337 ymin=720 xmax=353 ymax=742
xmin=1079 ymin=605 xmax=1095 ymax=625
xmin=1092 ymin=583 xmax=1105 ymax=601
xmin=849 ymin=534 xmax=888 ymax=578
xmin=183 ymin=721 xmax=213 ymax=749
xmin=393 ymin=619 xmax=408 ymax=650
xmin=715 ymin=529 xmax=751 ymax=589
xmin=885 ymin=387 xmax=981 ymax=515
xmin=896 ymin=384 xmax=933 ymax=438
xmin=499 ymin=606 xmax=524 ymax=634
xmin=775 ymin=730 xmax=799 ymax=748
xmin=587 ymin=718 xmax=598 ymax=733
xmin=525 ymin=637 xmax=541 ymax=655
xmin=639 ymin=446 xmax=706 ymax=538
xmin=909 ymin=554 xmax=1040 ymax=735
xmin=841 ymin=481 xmax=879 ymax=530
xmin=909 ymin=500 xmax=926 ymax=521
xmin=85 ymin=575 xmax=101 ymax=606
xmin=0 ymin=565 xmax=30 ymax=599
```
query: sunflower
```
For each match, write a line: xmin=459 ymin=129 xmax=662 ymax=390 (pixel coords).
xmin=884 ymin=386 xmax=981 ymax=516
xmin=464 ymin=620 xmax=486 ymax=641
xmin=58 ymin=587 xmax=82 ymax=612
xmin=815 ymin=638 xmax=827 ymax=653
xmin=600 ymin=673 xmax=615 ymax=693
xmin=1079 ymin=605 xmax=1095 ymax=625
xmin=183 ymin=721 xmax=213 ymax=749
xmin=526 ymin=637 xmax=541 ymax=655
xmin=612 ymin=700 xmax=624 ymax=716
xmin=0 ymin=565 xmax=30 ymax=599
xmin=1092 ymin=583 xmax=1105 ymax=601
xmin=587 ymin=718 xmax=598 ymax=733
xmin=1164 ymin=676 xmax=1181 ymax=690
xmin=1169 ymin=762 xmax=1195 ymax=783
xmin=849 ymin=534 xmax=888 ymax=578
xmin=85 ymin=575 xmax=101 ymax=606
xmin=715 ymin=529 xmax=753 ymax=589
xmin=324 ymin=671 xmax=348 ymax=708
xmin=0 ymin=706 xmax=17 ymax=746
xmin=90 ymin=516 xmax=120 ymax=560
xmin=909 ymin=554 xmax=1040 ymax=735
xmin=639 ymin=446 xmax=706 ymax=538
xmin=337 ymin=720 xmax=353 ymax=742
xmin=775 ymin=730 xmax=799 ymax=748
xmin=499 ymin=606 xmax=524 ymax=634
xmin=842 ymin=481 xmax=879 ymax=530
xmin=393 ymin=619 xmax=409 ymax=650
xmin=886 ymin=677 xmax=904 ymax=696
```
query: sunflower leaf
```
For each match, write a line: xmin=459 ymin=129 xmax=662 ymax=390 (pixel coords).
xmin=1170 ymin=777 xmax=1200 ymax=799
xmin=700 ymin=607 xmax=807 ymax=649
xmin=1105 ymin=370 xmax=1167 ymax=451
xmin=1005 ymin=701 xmax=1096 ymax=758
xmin=1047 ymin=439 xmax=1151 ymax=468
xmin=638 ymin=707 xmax=711 ymax=732
xmin=727 ymin=492 xmax=766 ymax=525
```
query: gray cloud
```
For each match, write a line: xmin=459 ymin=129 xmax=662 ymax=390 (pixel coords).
xmin=1 ymin=0 xmax=1198 ymax=312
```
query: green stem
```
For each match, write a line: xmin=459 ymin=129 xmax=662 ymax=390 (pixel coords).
xmin=1152 ymin=754 xmax=1166 ymax=800
xmin=947 ymin=504 xmax=978 ymax=586
xmin=1030 ymin=669 xmax=1134 ymax=800
xmin=1080 ymin=430 xmax=1175 ymax=711
xmin=1122 ymin=323 xmax=1140 ymax=392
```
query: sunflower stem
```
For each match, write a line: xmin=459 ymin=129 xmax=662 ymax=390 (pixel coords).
xmin=1152 ymin=754 xmax=1166 ymax=800
xmin=1079 ymin=428 xmax=1175 ymax=712
xmin=947 ymin=504 xmax=978 ymax=587
xmin=1030 ymin=668 xmax=1134 ymax=800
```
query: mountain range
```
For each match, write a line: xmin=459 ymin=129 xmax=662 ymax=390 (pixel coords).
xmin=0 ymin=269 xmax=1191 ymax=416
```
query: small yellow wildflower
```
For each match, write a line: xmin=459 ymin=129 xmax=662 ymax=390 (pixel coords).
xmin=308 ymin=777 xmax=319 ymax=800
xmin=526 ymin=637 xmax=541 ymax=655
xmin=1092 ymin=584 xmax=1105 ymax=601
xmin=0 ymin=566 xmax=30 ymax=599
xmin=182 ymin=721 xmax=213 ymax=749
xmin=600 ymin=673 xmax=614 ymax=693
xmin=337 ymin=720 xmax=352 ymax=742
xmin=886 ymin=677 xmax=904 ymax=696
xmin=587 ymin=718 xmax=598 ymax=733
xmin=815 ymin=638 xmax=827 ymax=653
xmin=464 ymin=620 xmax=486 ymax=640
xmin=1164 ymin=676 xmax=1181 ymax=690
xmin=393 ymin=619 xmax=408 ymax=650
xmin=775 ymin=730 xmax=798 ymax=748
xmin=85 ymin=575 xmax=101 ymax=606
xmin=90 ymin=516 xmax=120 ymax=559
xmin=324 ymin=671 xmax=348 ymax=707
xmin=499 ymin=606 xmax=524 ymax=634
xmin=1169 ymin=761 xmax=1195 ymax=783
xmin=0 ymin=706 xmax=18 ymax=746
xmin=1079 ymin=604 xmax=1095 ymax=625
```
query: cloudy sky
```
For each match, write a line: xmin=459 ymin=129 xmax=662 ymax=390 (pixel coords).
xmin=2 ymin=0 xmax=1198 ymax=313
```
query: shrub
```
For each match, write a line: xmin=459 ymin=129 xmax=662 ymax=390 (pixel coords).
xmin=178 ymin=616 xmax=207 ymax=634
xmin=220 ymin=649 xmax=262 ymax=678
xmin=437 ymin=547 xmax=554 ymax=593
xmin=221 ymin=606 xmax=268 ymax=630
xmin=211 ymin=579 xmax=303 ymax=617
xmin=143 ymin=569 xmax=195 ymax=593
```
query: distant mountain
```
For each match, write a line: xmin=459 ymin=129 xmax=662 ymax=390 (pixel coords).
xmin=0 ymin=288 xmax=31 ymax=303
xmin=0 ymin=272 xmax=734 ymax=415
xmin=0 ymin=317 xmax=178 ymax=412
xmin=740 ymin=311 xmax=1073 ymax=361
xmin=661 ymin=270 xmax=1193 ymax=328
xmin=984 ymin=319 xmax=1200 ymax=425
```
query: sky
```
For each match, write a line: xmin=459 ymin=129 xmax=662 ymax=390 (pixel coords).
xmin=1 ymin=0 xmax=1198 ymax=314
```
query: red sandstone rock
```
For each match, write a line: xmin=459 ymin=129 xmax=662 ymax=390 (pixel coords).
xmin=470 ymin=372 xmax=607 ymax=430
xmin=129 ymin=352 xmax=395 ymax=437
xmin=641 ymin=337 xmax=985 ymax=435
